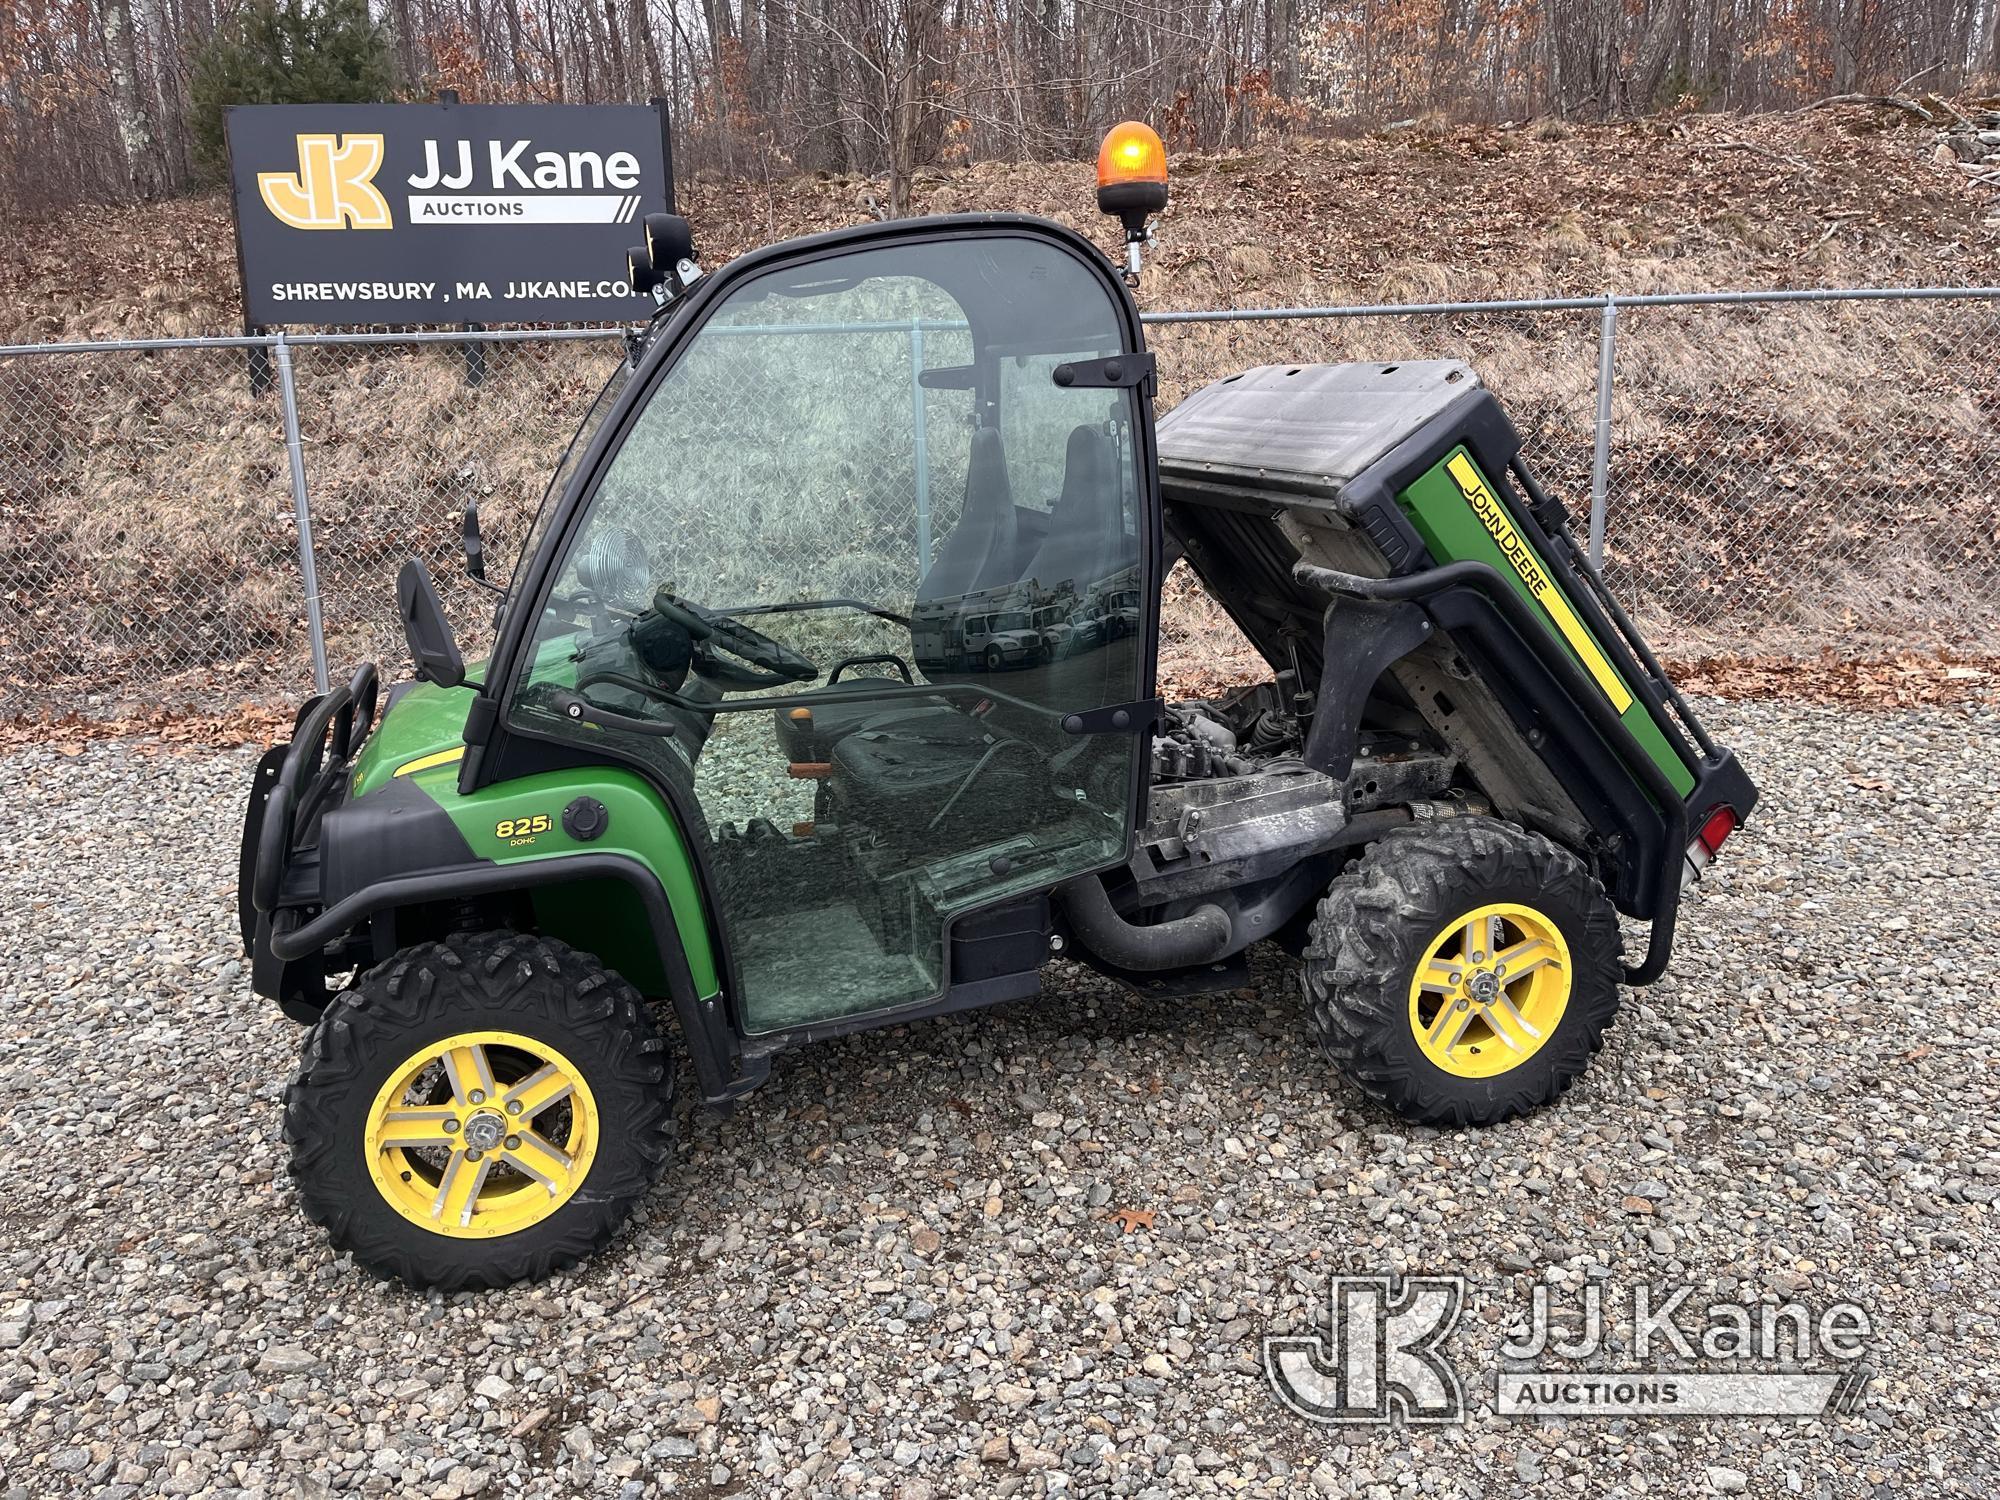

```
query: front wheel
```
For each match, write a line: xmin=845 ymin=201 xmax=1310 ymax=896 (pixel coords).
xmin=284 ymin=931 xmax=675 ymax=1290
xmin=1302 ymin=817 xmax=1623 ymax=1128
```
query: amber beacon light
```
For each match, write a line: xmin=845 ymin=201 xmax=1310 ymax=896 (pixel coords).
xmin=1095 ymin=121 xmax=1168 ymax=283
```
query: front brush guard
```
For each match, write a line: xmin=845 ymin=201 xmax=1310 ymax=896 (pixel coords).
xmin=239 ymin=662 xmax=378 ymax=981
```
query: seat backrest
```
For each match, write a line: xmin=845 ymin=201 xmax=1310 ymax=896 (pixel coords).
xmin=1024 ymin=425 xmax=1122 ymax=592
xmin=919 ymin=427 xmax=1019 ymax=601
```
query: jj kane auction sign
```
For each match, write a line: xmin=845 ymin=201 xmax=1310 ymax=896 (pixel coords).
xmin=225 ymin=101 xmax=669 ymax=326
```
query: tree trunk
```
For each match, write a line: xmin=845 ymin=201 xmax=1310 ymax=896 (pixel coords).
xmin=502 ymin=0 xmax=527 ymax=94
xmin=100 ymin=0 xmax=165 ymax=198
xmin=634 ymin=0 xmax=666 ymax=98
xmin=601 ymin=0 xmax=630 ymax=96
xmin=1035 ymin=0 xmax=1061 ymax=141
xmin=805 ymin=0 xmax=849 ymax=170
xmin=762 ymin=0 xmax=789 ymax=137
xmin=1270 ymin=0 xmax=1297 ymax=99
xmin=696 ymin=0 xmax=735 ymax=166
xmin=739 ymin=0 xmax=764 ymax=124
xmin=390 ymin=0 xmax=421 ymax=90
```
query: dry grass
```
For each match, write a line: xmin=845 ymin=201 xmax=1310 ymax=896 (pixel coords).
xmin=2 ymin=105 xmax=1997 ymax=713
xmin=1156 ymin=562 xmax=1264 ymax=699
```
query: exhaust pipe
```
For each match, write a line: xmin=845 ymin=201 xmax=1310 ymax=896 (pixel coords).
xmin=1057 ymin=874 xmax=1232 ymax=971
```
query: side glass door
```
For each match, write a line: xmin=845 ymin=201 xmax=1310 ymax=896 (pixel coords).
xmin=504 ymin=232 xmax=1145 ymax=1034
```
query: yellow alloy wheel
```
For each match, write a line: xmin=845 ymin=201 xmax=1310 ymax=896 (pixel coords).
xmin=363 ymin=1030 xmax=600 ymax=1239
xmin=1406 ymin=902 xmax=1572 ymax=1078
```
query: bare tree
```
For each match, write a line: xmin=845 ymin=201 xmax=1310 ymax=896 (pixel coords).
xmin=99 ymin=0 xmax=164 ymax=195
xmin=5 ymin=0 xmax=2000 ymax=214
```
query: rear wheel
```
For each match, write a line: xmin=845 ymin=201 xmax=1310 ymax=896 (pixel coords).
xmin=284 ymin=931 xmax=675 ymax=1289
xmin=1302 ymin=817 xmax=1622 ymax=1127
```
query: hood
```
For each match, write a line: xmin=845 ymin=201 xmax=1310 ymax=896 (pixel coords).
xmin=349 ymin=675 xmax=480 ymax=798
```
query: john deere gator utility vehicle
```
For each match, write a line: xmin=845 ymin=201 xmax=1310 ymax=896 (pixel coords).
xmin=243 ymin=123 xmax=1756 ymax=1288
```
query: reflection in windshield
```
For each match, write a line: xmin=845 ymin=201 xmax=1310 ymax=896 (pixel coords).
xmin=504 ymin=354 xmax=633 ymax=603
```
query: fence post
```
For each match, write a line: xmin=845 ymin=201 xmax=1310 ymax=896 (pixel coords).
xmin=272 ymin=333 xmax=331 ymax=693
xmin=1588 ymin=296 xmax=1617 ymax=568
xmin=462 ymin=322 xmax=487 ymax=387
xmin=245 ymin=326 xmax=272 ymax=399
xmin=909 ymin=317 xmax=931 ymax=574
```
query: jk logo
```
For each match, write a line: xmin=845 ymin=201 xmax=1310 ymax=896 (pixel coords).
xmin=1265 ymin=1275 xmax=1465 ymax=1424
xmin=258 ymin=134 xmax=392 ymax=230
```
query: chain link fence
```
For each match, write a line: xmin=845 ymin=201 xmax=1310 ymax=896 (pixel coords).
xmin=1601 ymin=295 xmax=2000 ymax=646
xmin=2 ymin=286 xmax=1996 ymax=720
xmin=285 ymin=331 xmax=632 ymax=686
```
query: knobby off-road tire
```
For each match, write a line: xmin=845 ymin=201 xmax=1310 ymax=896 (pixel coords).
xmin=284 ymin=931 xmax=675 ymax=1290
xmin=1302 ymin=817 xmax=1623 ymax=1128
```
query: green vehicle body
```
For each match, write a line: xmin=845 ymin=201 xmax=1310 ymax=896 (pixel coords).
xmin=346 ymin=677 xmax=720 ymax=1000
xmin=244 ymin=212 xmax=1757 ymax=1117
xmin=339 ymin=433 xmax=1684 ymax=1040
xmin=1395 ymin=448 xmax=1697 ymax=799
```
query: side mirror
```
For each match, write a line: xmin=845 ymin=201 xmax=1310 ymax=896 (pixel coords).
xmin=396 ymin=559 xmax=467 ymax=688
xmin=462 ymin=500 xmax=486 ymax=582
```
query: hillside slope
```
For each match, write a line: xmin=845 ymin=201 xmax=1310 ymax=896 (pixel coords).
xmin=4 ymin=108 xmax=1995 ymax=343
xmin=1 ymin=107 xmax=1995 ymax=713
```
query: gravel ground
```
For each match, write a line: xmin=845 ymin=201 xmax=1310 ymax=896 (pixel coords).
xmin=1 ymin=696 xmax=1995 ymax=1499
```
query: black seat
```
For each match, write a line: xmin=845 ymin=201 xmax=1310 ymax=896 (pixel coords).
xmin=825 ymin=709 xmax=1051 ymax=841
xmin=1025 ymin=426 xmax=1123 ymax=592
xmin=919 ymin=427 xmax=1021 ymax=599
xmin=778 ymin=428 xmax=1125 ymax=827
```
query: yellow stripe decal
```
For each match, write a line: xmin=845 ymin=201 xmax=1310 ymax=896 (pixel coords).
xmin=392 ymin=746 xmax=466 ymax=778
xmin=1444 ymin=453 xmax=1634 ymax=715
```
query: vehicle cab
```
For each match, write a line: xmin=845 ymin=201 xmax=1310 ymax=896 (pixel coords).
xmin=248 ymin=210 xmax=1165 ymax=1097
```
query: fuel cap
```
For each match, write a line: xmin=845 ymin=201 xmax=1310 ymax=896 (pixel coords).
xmin=562 ymin=796 xmax=609 ymax=841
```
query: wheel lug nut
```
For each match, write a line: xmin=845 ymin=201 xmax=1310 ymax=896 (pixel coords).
xmin=466 ymin=1149 xmax=483 ymax=1162
xmin=505 ymin=1136 xmax=521 ymax=1151
xmin=469 ymin=1089 xmax=487 ymax=1104
xmin=507 ymin=1101 xmax=523 ymax=1115
xmin=444 ymin=1118 xmax=459 ymax=1132
xmin=1456 ymin=998 xmax=1470 ymax=1010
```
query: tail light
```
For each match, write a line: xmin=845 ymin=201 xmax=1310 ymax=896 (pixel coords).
xmin=1682 ymin=806 xmax=1740 ymax=889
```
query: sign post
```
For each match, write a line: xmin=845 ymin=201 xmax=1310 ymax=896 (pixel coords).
xmin=224 ymin=100 xmax=671 ymax=328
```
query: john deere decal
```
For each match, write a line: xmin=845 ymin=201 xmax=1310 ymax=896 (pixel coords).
xmin=1444 ymin=452 xmax=1634 ymax=714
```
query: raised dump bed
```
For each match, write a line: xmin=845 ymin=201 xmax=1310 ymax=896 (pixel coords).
xmin=1157 ymin=359 xmax=1754 ymax=933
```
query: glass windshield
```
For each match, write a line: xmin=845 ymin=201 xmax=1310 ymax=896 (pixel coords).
xmin=504 ymin=352 xmax=632 ymax=601
xmin=505 ymin=231 xmax=1145 ymax=1036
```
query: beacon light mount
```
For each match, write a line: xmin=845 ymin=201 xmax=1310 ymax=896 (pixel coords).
xmin=1095 ymin=122 xmax=1169 ymax=287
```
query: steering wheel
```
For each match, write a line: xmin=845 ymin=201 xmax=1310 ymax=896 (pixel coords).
xmin=652 ymin=590 xmax=819 ymax=689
